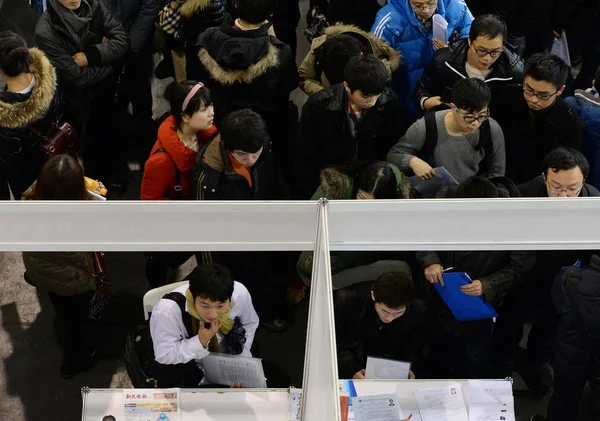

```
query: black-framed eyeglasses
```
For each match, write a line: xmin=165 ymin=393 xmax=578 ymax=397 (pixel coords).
xmin=458 ymin=110 xmax=490 ymax=123
xmin=543 ymin=175 xmax=584 ymax=196
xmin=472 ymin=43 xmax=503 ymax=59
xmin=523 ymin=86 xmax=559 ymax=101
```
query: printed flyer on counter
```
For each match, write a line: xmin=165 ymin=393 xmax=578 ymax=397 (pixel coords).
xmin=122 ymin=389 xmax=181 ymax=421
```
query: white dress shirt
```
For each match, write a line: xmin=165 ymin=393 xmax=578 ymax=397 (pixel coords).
xmin=150 ymin=281 xmax=259 ymax=365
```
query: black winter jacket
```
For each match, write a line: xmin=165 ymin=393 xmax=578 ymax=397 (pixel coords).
xmin=495 ymin=92 xmax=585 ymax=185
xmin=100 ymin=0 xmax=160 ymax=53
xmin=295 ymin=83 xmax=406 ymax=197
xmin=414 ymin=39 xmax=524 ymax=119
xmin=35 ymin=0 xmax=128 ymax=125
xmin=334 ymin=281 xmax=432 ymax=379
xmin=552 ymin=256 xmax=600 ymax=384
xmin=494 ymin=0 xmax=569 ymax=36
xmin=194 ymin=15 xmax=298 ymax=141
xmin=0 ymin=48 xmax=62 ymax=167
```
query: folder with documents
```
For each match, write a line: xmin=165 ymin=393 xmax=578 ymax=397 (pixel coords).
xmin=434 ymin=272 xmax=498 ymax=322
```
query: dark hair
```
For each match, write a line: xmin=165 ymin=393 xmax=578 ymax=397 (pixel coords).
xmin=234 ymin=0 xmax=277 ymax=24
xmin=525 ymin=53 xmax=570 ymax=89
xmin=451 ymin=78 xmax=491 ymax=112
xmin=321 ymin=35 xmax=363 ymax=86
xmin=29 ymin=154 xmax=89 ymax=200
xmin=354 ymin=161 xmax=403 ymax=199
xmin=102 ymin=416 xmax=117 ymax=421
xmin=164 ymin=81 xmax=212 ymax=126
xmin=455 ymin=176 xmax=499 ymax=198
xmin=0 ymin=31 xmax=31 ymax=77
xmin=469 ymin=14 xmax=507 ymax=42
xmin=344 ymin=55 xmax=387 ymax=96
xmin=542 ymin=147 xmax=590 ymax=178
xmin=372 ymin=272 xmax=415 ymax=308
xmin=220 ymin=109 xmax=269 ymax=153
xmin=188 ymin=264 xmax=235 ymax=302
xmin=594 ymin=65 xmax=600 ymax=91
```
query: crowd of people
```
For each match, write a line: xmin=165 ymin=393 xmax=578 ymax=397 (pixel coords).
xmin=1 ymin=0 xmax=600 ymax=419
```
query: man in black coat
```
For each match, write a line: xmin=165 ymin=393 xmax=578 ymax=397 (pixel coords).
xmin=35 ymin=0 xmax=129 ymax=181
xmin=415 ymin=14 xmax=523 ymax=120
xmin=494 ymin=53 xmax=584 ymax=185
xmin=295 ymin=55 xmax=405 ymax=198
xmin=334 ymin=272 xmax=432 ymax=380
xmin=418 ymin=176 xmax=535 ymax=379
xmin=508 ymin=149 xmax=600 ymax=395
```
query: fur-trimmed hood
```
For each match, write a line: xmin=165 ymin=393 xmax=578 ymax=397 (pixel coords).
xmin=0 ymin=48 xmax=57 ymax=129
xmin=319 ymin=164 xmax=409 ymax=199
xmin=180 ymin=0 xmax=211 ymax=18
xmin=197 ymin=15 xmax=281 ymax=85
xmin=323 ymin=23 xmax=401 ymax=72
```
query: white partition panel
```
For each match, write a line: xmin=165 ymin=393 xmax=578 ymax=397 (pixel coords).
xmin=327 ymin=198 xmax=600 ymax=250
xmin=301 ymin=200 xmax=340 ymax=421
xmin=0 ymin=201 xmax=317 ymax=251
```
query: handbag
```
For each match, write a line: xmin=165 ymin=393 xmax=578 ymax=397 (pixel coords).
xmin=31 ymin=121 xmax=81 ymax=164
xmin=88 ymin=252 xmax=112 ymax=320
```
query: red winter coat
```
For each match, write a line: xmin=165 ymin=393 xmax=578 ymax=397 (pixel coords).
xmin=141 ymin=115 xmax=217 ymax=200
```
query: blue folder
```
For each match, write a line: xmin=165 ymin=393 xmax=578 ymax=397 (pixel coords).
xmin=434 ymin=272 xmax=498 ymax=322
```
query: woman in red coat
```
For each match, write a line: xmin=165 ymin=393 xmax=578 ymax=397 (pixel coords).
xmin=142 ymin=81 xmax=217 ymax=287
xmin=141 ymin=81 xmax=217 ymax=200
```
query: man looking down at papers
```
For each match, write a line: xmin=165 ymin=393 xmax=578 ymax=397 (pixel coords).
xmin=148 ymin=264 xmax=259 ymax=387
xmin=334 ymin=272 xmax=432 ymax=380
xmin=417 ymin=176 xmax=535 ymax=379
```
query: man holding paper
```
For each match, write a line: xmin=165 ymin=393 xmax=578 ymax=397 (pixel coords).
xmin=148 ymin=264 xmax=259 ymax=387
xmin=334 ymin=271 xmax=432 ymax=380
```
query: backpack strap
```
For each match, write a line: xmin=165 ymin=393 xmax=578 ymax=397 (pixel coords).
xmin=163 ymin=291 xmax=193 ymax=338
xmin=475 ymin=120 xmax=492 ymax=177
xmin=566 ymin=269 xmax=600 ymax=362
xmin=418 ymin=111 xmax=438 ymax=166
xmin=153 ymin=147 xmax=182 ymax=199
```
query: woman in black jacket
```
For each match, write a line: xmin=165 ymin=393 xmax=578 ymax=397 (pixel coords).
xmin=0 ymin=32 xmax=62 ymax=200
xmin=35 ymin=0 xmax=129 ymax=181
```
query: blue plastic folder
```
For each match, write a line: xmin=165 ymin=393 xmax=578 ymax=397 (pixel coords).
xmin=434 ymin=272 xmax=498 ymax=322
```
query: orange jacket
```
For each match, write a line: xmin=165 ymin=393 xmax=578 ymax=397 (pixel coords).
xmin=141 ymin=116 xmax=217 ymax=200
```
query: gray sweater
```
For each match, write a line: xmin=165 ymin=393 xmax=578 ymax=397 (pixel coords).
xmin=387 ymin=110 xmax=506 ymax=183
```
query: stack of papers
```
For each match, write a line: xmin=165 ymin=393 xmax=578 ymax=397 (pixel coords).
xmin=365 ymin=356 xmax=411 ymax=380
xmin=409 ymin=167 xmax=458 ymax=198
xmin=466 ymin=380 xmax=515 ymax=421
xmin=353 ymin=394 xmax=402 ymax=421
xmin=201 ymin=353 xmax=267 ymax=388
xmin=413 ymin=383 xmax=469 ymax=421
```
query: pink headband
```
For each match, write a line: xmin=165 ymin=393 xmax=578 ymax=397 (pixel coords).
xmin=182 ymin=82 xmax=205 ymax=112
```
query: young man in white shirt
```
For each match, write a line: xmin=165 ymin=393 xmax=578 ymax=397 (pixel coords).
xmin=149 ymin=264 xmax=259 ymax=387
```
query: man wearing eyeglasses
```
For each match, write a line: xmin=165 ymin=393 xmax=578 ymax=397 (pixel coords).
xmin=387 ymin=77 xmax=505 ymax=184
xmin=415 ymin=14 xmax=523 ymax=119
xmin=371 ymin=0 xmax=473 ymax=120
xmin=507 ymin=149 xmax=599 ymax=395
xmin=495 ymin=53 xmax=584 ymax=185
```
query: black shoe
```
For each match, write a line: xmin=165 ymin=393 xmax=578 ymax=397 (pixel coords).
xmin=515 ymin=356 xmax=553 ymax=395
xmin=60 ymin=352 xmax=96 ymax=379
xmin=530 ymin=415 xmax=547 ymax=421
xmin=155 ymin=59 xmax=174 ymax=80
xmin=261 ymin=317 xmax=287 ymax=333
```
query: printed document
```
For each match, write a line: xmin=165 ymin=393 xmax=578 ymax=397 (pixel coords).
xmin=365 ymin=356 xmax=411 ymax=380
xmin=413 ymin=383 xmax=469 ymax=421
xmin=353 ymin=394 xmax=402 ymax=421
xmin=202 ymin=353 xmax=267 ymax=388
xmin=123 ymin=389 xmax=180 ymax=421
xmin=467 ymin=380 xmax=515 ymax=421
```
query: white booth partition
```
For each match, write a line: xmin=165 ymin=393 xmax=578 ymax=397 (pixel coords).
xmin=2 ymin=198 xmax=600 ymax=421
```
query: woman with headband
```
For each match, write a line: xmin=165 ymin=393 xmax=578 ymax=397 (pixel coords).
xmin=141 ymin=81 xmax=217 ymax=287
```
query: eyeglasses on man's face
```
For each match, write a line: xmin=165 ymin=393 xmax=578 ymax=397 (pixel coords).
xmin=523 ymin=85 xmax=559 ymax=101
xmin=457 ymin=110 xmax=490 ymax=124
xmin=472 ymin=43 xmax=503 ymax=59
xmin=410 ymin=0 xmax=437 ymax=12
xmin=544 ymin=177 xmax=584 ymax=197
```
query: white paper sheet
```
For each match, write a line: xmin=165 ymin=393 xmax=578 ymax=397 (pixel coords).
xmin=413 ymin=383 xmax=469 ymax=421
xmin=202 ymin=353 xmax=267 ymax=388
xmin=365 ymin=356 xmax=411 ymax=380
xmin=353 ymin=394 xmax=402 ymax=421
xmin=289 ymin=388 xmax=302 ymax=421
xmin=433 ymin=14 xmax=448 ymax=44
xmin=123 ymin=389 xmax=180 ymax=421
xmin=467 ymin=380 xmax=515 ymax=421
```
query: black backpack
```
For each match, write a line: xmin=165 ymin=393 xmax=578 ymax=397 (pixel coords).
xmin=418 ymin=111 xmax=493 ymax=177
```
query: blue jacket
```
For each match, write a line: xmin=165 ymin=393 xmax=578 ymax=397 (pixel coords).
xmin=371 ymin=0 xmax=472 ymax=118
xmin=566 ymin=90 xmax=600 ymax=189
